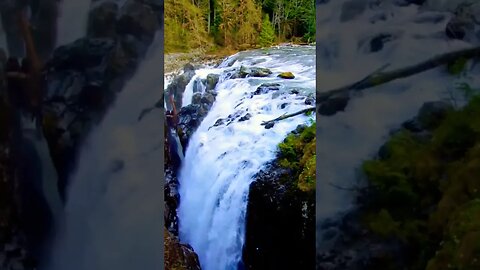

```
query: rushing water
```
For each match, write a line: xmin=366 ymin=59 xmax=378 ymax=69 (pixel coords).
xmin=316 ymin=0 xmax=480 ymax=248
xmin=172 ymin=46 xmax=315 ymax=270
xmin=56 ymin=0 xmax=91 ymax=47
xmin=46 ymin=34 xmax=163 ymax=270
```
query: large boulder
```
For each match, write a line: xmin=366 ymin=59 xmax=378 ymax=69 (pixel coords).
xmin=277 ymin=72 xmax=295 ymax=79
xmin=177 ymin=90 xmax=216 ymax=150
xmin=165 ymin=67 xmax=196 ymax=110
xmin=318 ymin=93 xmax=350 ymax=116
xmin=87 ymin=1 xmax=119 ymax=38
xmin=117 ymin=0 xmax=159 ymax=43
xmin=402 ymin=101 xmax=453 ymax=132
xmin=242 ymin=161 xmax=315 ymax=270
xmin=206 ymin=73 xmax=220 ymax=90
xmin=164 ymin=230 xmax=201 ymax=270
xmin=228 ymin=66 xmax=272 ymax=79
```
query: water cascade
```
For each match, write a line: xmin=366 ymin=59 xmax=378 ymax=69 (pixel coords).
xmin=46 ymin=34 xmax=164 ymax=270
xmin=175 ymin=46 xmax=315 ymax=270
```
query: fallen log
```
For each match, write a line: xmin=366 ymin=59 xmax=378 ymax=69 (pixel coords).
xmin=317 ymin=45 xmax=480 ymax=101
xmin=262 ymin=45 xmax=480 ymax=125
xmin=261 ymin=106 xmax=315 ymax=126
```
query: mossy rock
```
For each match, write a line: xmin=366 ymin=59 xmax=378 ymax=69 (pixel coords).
xmin=278 ymin=72 xmax=295 ymax=79
xmin=277 ymin=122 xmax=316 ymax=192
xmin=360 ymin=96 xmax=480 ymax=269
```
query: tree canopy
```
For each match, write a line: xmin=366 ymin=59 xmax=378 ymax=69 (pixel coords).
xmin=165 ymin=0 xmax=315 ymax=52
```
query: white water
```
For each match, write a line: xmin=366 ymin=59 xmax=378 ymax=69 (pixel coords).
xmin=177 ymin=47 xmax=315 ymax=270
xmin=46 ymin=34 xmax=163 ymax=270
xmin=56 ymin=0 xmax=91 ymax=47
xmin=317 ymin=0 xmax=480 ymax=245
xmin=181 ymin=68 xmax=222 ymax=107
xmin=21 ymin=117 xmax=63 ymax=222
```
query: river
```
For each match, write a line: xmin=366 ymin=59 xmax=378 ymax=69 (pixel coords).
xmin=166 ymin=46 xmax=315 ymax=270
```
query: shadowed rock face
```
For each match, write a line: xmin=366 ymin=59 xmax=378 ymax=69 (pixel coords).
xmin=38 ymin=0 xmax=160 ymax=201
xmin=242 ymin=161 xmax=315 ymax=270
xmin=0 ymin=48 xmax=44 ymax=270
xmin=164 ymin=230 xmax=201 ymax=270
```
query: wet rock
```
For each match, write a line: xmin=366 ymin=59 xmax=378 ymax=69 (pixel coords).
xmin=264 ymin=122 xmax=275 ymax=129
xmin=164 ymin=166 xmax=180 ymax=234
xmin=45 ymin=38 xmax=116 ymax=71
xmin=183 ymin=63 xmax=195 ymax=73
xmin=239 ymin=113 xmax=252 ymax=122
xmin=416 ymin=101 xmax=453 ymax=130
xmin=305 ymin=96 xmax=315 ymax=105
xmin=206 ymin=73 xmax=220 ymax=90
xmin=292 ymin=124 xmax=307 ymax=135
xmin=254 ymin=83 xmax=281 ymax=95
xmin=200 ymin=92 xmax=215 ymax=105
xmin=164 ymin=229 xmax=201 ymax=270
xmin=191 ymin=92 xmax=202 ymax=105
xmin=249 ymin=67 xmax=272 ymax=77
xmin=316 ymin=210 xmax=406 ymax=270
xmin=230 ymin=66 xmax=272 ymax=79
xmin=370 ymin=34 xmax=393 ymax=53
xmin=177 ymin=90 xmax=217 ymax=149
xmin=117 ymin=0 xmax=159 ymax=43
xmin=213 ymin=118 xmax=225 ymax=127
xmin=318 ymin=94 xmax=350 ymax=116
xmin=445 ymin=17 xmax=474 ymax=40
xmin=165 ymin=68 xmax=196 ymax=110
xmin=277 ymin=72 xmax=295 ymax=79
xmin=445 ymin=3 xmax=480 ymax=40
xmin=192 ymin=78 xmax=204 ymax=93
xmin=340 ymin=0 xmax=367 ymax=22
xmin=243 ymin=161 xmax=315 ymax=270
xmin=87 ymin=1 xmax=119 ymax=38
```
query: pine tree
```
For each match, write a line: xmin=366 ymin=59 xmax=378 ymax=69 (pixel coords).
xmin=259 ymin=14 xmax=275 ymax=47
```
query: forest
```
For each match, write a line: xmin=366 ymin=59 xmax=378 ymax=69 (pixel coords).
xmin=164 ymin=0 xmax=316 ymax=52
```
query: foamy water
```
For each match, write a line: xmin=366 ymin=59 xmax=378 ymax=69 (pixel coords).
xmin=176 ymin=47 xmax=315 ymax=270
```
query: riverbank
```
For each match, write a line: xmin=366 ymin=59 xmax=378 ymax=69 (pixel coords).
xmin=164 ymin=42 xmax=316 ymax=74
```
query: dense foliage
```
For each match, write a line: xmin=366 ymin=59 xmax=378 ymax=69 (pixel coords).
xmin=277 ymin=120 xmax=316 ymax=192
xmin=362 ymin=94 xmax=480 ymax=270
xmin=164 ymin=0 xmax=315 ymax=52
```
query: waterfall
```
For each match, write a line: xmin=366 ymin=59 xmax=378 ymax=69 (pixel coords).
xmin=177 ymin=47 xmax=315 ymax=270
xmin=46 ymin=33 xmax=163 ymax=270
xmin=56 ymin=0 xmax=91 ymax=47
xmin=316 ymin=0 xmax=480 ymax=247
xmin=21 ymin=117 xmax=63 ymax=222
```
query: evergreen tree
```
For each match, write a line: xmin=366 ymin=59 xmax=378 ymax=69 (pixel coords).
xmin=259 ymin=14 xmax=275 ymax=47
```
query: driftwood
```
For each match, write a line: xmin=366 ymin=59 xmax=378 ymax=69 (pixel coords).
xmin=261 ymin=107 xmax=315 ymax=126
xmin=262 ymin=45 xmax=480 ymax=125
xmin=317 ymin=45 xmax=480 ymax=101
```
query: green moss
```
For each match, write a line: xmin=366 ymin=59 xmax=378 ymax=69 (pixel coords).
xmin=361 ymin=96 xmax=480 ymax=269
xmin=447 ymin=57 xmax=468 ymax=76
xmin=277 ymin=122 xmax=316 ymax=192
xmin=366 ymin=209 xmax=400 ymax=238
